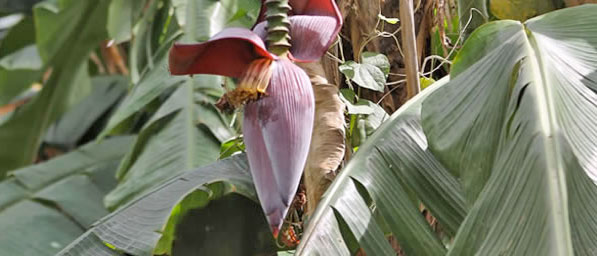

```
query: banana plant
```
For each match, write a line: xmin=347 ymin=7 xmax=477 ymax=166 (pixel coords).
xmin=58 ymin=4 xmax=597 ymax=256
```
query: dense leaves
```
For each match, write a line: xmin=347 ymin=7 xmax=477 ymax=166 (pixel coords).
xmin=0 ymin=137 xmax=133 ymax=256
xmin=58 ymin=154 xmax=275 ymax=256
xmin=297 ymin=78 xmax=462 ymax=256
xmin=0 ymin=0 xmax=110 ymax=174
xmin=299 ymin=4 xmax=597 ymax=256
xmin=1 ymin=0 xmax=597 ymax=255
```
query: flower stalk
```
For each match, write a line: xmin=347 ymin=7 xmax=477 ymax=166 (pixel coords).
xmin=265 ymin=0 xmax=292 ymax=57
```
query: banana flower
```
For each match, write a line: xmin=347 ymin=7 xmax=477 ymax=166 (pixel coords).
xmin=169 ymin=0 xmax=342 ymax=238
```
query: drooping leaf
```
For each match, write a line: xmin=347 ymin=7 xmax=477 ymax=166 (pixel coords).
xmin=339 ymin=89 xmax=374 ymax=115
xmin=298 ymin=78 xmax=467 ymax=256
xmin=0 ymin=136 xmax=134 ymax=256
xmin=44 ymin=76 xmax=128 ymax=149
xmin=0 ymin=0 xmax=110 ymax=175
xmin=422 ymin=5 xmax=597 ymax=255
xmin=59 ymin=154 xmax=274 ymax=256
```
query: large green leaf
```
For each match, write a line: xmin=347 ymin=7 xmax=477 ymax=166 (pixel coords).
xmin=58 ymin=154 xmax=275 ymax=256
xmin=422 ymin=5 xmax=597 ymax=255
xmin=0 ymin=136 xmax=133 ymax=256
xmin=299 ymin=5 xmax=597 ymax=255
xmin=297 ymin=78 xmax=467 ymax=256
xmin=0 ymin=0 xmax=110 ymax=175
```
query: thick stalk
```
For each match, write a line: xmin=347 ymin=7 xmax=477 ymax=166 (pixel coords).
xmin=400 ymin=0 xmax=421 ymax=99
xmin=264 ymin=0 xmax=291 ymax=56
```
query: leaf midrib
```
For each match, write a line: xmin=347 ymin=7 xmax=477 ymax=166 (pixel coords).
xmin=523 ymin=25 xmax=573 ymax=255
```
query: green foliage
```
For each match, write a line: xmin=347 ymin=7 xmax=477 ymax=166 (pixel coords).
xmin=300 ymin=4 xmax=597 ymax=255
xmin=172 ymin=0 xmax=260 ymax=42
xmin=57 ymin=154 xmax=275 ymax=256
xmin=106 ymin=0 xmax=139 ymax=44
xmin=339 ymin=51 xmax=390 ymax=93
xmin=1 ymin=0 xmax=597 ymax=255
xmin=153 ymin=184 xmax=275 ymax=255
xmin=298 ymin=78 xmax=461 ymax=256
xmin=0 ymin=0 xmax=110 ymax=175
xmin=0 ymin=136 xmax=133 ymax=256
xmin=220 ymin=136 xmax=245 ymax=159
xmin=104 ymin=77 xmax=228 ymax=209
xmin=340 ymin=88 xmax=389 ymax=148
xmin=0 ymin=45 xmax=41 ymax=106
xmin=45 ymin=76 xmax=128 ymax=149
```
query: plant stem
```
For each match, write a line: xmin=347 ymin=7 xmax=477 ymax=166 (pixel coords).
xmin=400 ymin=0 xmax=421 ymax=99
xmin=264 ymin=0 xmax=292 ymax=57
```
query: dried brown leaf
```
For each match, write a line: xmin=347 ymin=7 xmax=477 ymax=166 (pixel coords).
xmin=298 ymin=61 xmax=346 ymax=216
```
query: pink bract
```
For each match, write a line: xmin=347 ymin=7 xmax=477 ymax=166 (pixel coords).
xmin=243 ymin=59 xmax=314 ymax=234
xmin=169 ymin=28 xmax=274 ymax=77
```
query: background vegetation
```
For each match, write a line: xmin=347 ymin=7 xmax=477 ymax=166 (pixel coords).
xmin=0 ymin=0 xmax=596 ymax=255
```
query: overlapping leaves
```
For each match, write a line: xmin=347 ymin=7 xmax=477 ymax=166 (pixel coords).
xmin=0 ymin=0 xmax=110 ymax=175
xmin=0 ymin=136 xmax=133 ymax=256
xmin=299 ymin=4 xmax=597 ymax=255
xmin=58 ymin=154 xmax=275 ymax=256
